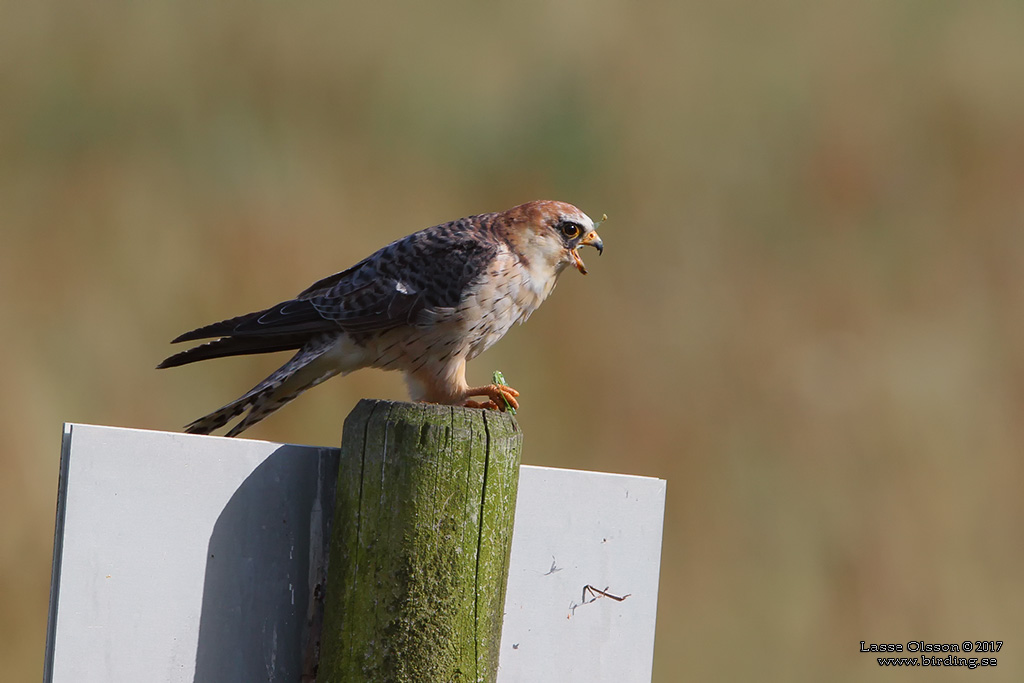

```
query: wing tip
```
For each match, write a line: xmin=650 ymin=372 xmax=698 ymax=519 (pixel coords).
xmin=157 ymin=349 xmax=195 ymax=369
xmin=170 ymin=323 xmax=232 ymax=344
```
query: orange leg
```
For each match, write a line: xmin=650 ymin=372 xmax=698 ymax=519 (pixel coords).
xmin=463 ymin=384 xmax=520 ymax=412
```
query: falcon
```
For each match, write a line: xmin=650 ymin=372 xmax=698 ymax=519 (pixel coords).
xmin=159 ymin=200 xmax=604 ymax=436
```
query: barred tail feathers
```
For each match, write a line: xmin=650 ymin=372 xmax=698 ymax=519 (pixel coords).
xmin=184 ymin=336 xmax=346 ymax=437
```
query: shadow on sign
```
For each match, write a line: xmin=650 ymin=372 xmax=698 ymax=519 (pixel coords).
xmin=193 ymin=445 xmax=338 ymax=683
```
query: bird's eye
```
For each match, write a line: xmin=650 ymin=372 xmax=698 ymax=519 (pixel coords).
xmin=560 ymin=222 xmax=581 ymax=239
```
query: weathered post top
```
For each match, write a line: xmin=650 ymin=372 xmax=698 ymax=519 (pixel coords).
xmin=318 ymin=400 xmax=522 ymax=682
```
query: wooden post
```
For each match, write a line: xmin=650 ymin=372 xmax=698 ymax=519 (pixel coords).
xmin=317 ymin=399 xmax=522 ymax=682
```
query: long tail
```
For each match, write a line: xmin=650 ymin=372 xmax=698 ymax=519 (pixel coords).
xmin=184 ymin=336 xmax=341 ymax=437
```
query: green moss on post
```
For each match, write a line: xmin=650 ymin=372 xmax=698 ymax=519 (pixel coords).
xmin=318 ymin=400 xmax=522 ymax=682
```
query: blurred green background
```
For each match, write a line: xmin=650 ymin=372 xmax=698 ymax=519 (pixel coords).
xmin=4 ymin=1 xmax=1024 ymax=680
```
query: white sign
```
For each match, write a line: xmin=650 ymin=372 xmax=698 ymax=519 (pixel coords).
xmin=45 ymin=424 xmax=665 ymax=682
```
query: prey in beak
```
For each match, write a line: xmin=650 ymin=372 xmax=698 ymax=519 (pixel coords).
xmin=571 ymin=217 xmax=605 ymax=275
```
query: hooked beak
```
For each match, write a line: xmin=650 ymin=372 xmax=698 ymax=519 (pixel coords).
xmin=571 ymin=230 xmax=604 ymax=275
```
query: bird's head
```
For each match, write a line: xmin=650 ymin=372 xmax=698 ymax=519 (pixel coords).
xmin=505 ymin=200 xmax=605 ymax=275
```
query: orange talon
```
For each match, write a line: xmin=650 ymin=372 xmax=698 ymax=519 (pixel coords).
xmin=464 ymin=384 xmax=520 ymax=412
xmin=464 ymin=399 xmax=500 ymax=410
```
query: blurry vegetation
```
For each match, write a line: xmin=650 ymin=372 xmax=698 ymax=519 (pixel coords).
xmin=3 ymin=1 xmax=1024 ymax=680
